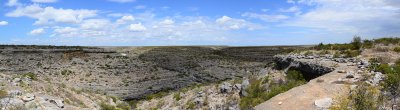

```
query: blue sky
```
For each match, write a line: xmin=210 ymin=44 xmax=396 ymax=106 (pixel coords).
xmin=0 ymin=0 xmax=399 ymax=46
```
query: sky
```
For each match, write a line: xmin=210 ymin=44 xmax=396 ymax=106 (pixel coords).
xmin=0 ymin=0 xmax=399 ymax=46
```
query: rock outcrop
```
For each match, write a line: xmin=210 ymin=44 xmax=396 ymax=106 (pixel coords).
xmin=274 ymin=55 xmax=335 ymax=80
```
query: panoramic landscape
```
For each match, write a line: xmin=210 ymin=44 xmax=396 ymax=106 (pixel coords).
xmin=1 ymin=0 xmax=400 ymax=110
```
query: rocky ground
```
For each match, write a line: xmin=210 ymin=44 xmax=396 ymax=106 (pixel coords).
xmin=0 ymin=45 xmax=302 ymax=110
xmin=255 ymin=53 xmax=381 ymax=110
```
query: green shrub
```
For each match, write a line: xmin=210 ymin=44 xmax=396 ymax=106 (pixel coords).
xmin=173 ymin=92 xmax=181 ymax=101
xmin=344 ymin=50 xmax=361 ymax=58
xmin=239 ymin=70 xmax=306 ymax=109
xmin=186 ymin=101 xmax=196 ymax=109
xmin=22 ymin=72 xmax=38 ymax=81
xmin=351 ymin=36 xmax=362 ymax=50
xmin=393 ymin=47 xmax=400 ymax=53
xmin=331 ymin=83 xmax=382 ymax=110
xmin=100 ymin=102 xmax=117 ymax=110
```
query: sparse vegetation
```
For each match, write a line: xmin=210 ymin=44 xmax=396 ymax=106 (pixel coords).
xmin=173 ymin=92 xmax=181 ymax=101
xmin=22 ymin=72 xmax=38 ymax=81
xmin=331 ymin=83 xmax=383 ymax=110
xmin=239 ymin=70 xmax=306 ymax=109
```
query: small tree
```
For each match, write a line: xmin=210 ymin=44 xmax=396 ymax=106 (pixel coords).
xmin=351 ymin=36 xmax=362 ymax=50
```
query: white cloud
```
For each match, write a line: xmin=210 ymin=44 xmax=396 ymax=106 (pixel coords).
xmin=216 ymin=16 xmax=261 ymax=30
xmin=216 ymin=16 xmax=232 ymax=24
xmin=159 ymin=19 xmax=174 ymax=25
xmin=242 ymin=12 xmax=289 ymax=22
xmin=287 ymin=0 xmax=295 ymax=4
xmin=129 ymin=23 xmax=146 ymax=32
xmin=6 ymin=4 xmax=97 ymax=25
xmin=0 ymin=21 xmax=9 ymax=26
xmin=6 ymin=0 xmax=21 ymax=7
xmin=80 ymin=19 xmax=111 ymax=30
xmin=286 ymin=0 xmax=400 ymax=36
xmin=31 ymin=0 xmax=57 ymax=3
xmin=134 ymin=5 xmax=146 ymax=9
xmin=116 ymin=15 xmax=135 ymax=24
xmin=280 ymin=6 xmax=300 ymax=13
xmin=108 ymin=0 xmax=135 ymax=3
xmin=29 ymin=28 xmax=45 ymax=35
xmin=54 ymin=27 xmax=78 ymax=37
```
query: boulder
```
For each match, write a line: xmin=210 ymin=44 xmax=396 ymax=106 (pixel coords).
xmin=22 ymin=93 xmax=35 ymax=102
xmin=220 ymin=82 xmax=232 ymax=93
xmin=234 ymin=84 xmax=241 ymax=91
xmin=346 ymin=71 xmax=354 ymax=78
xmin=240 ymin=79 xmax=250 ymax=97
xmin=49 ymin=99 xmax=64 ymax=108
xmin=370 ymin=72 xmax=383 ymax=86
xmin=11 ymin=78 xmax=21 ymax=86
xmin=314 ymin=98 xmax=333 ymax=109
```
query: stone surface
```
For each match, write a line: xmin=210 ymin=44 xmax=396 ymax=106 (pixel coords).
xmin=314 ymin=98 xmax=333 ymax=109
xmin=22 ymin=93 xmax=35 ymax=102
xmin=220 ymin=82 xmax=232 ymax=93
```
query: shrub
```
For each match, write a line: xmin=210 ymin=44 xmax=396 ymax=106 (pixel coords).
xmin=351 ymin=36 xmax=362 ymax=50
xmin=393 ymin=47 xmax=400 ymax=53
xmin=239 ymin=70 xmax=306 ymax=109
xmin=22 ymin=72 xmax=38 ymax=81
xmin=100 ymin=102 xmax=117 ymax=110
xmin=173 ymin=92 xmax=181 ymax=101
xmin=344 ymin=50 xmax=361 ymax=58
xmin=331 ymin=83 xmax=382 ymax=110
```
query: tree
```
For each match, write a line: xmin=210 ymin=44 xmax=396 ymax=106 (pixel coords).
xmin=351 ymin=36 xmax=362 ymax=50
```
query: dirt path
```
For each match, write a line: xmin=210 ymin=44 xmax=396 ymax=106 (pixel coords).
xmin=255 ymin=60 xmax=357 ymax=110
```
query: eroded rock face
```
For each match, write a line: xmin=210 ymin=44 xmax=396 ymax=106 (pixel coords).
xmin=274 ymin=55 xmax=335 ymax=80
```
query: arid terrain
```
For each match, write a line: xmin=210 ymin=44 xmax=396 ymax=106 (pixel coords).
xmin=0 ymin=37 xmax=400 ymax=110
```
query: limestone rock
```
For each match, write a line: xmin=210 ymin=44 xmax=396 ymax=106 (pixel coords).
xmin=240 ymin=79 xmax=250 ymax=97
xmin=314 ymin=98 xmax=332 ymax=109
xmin=22 ymin=93 xmax=35 ymax=102
xmin=220 ymin=82 xmax=232 ymax=93
xmin=0 ymin=98 xmax=24 ymax=109
xmin=346 ymin=71 xmax=354 ymax=78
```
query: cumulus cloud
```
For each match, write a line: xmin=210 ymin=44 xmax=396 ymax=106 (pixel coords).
xmin=0 ymin=21 xmax=9 ymax=26
xmin=160 ymin=19 xmax=175 ymax=25
xmin=108 ymin=0 xmax=135 ymax=3
xmin=31 ymin=0 xmax=57 ymax=3
xmin=242 ymin=12 xmax=289 ymax=22
xmin=116 ymin=15 xmax=135 ymax=24
xmin=285 ymin=0 xmax=400 ymax=36
xmin=6 ymin=0 xmax=21 ymax=7
xmin=6 ymin=4 xmax=97 ymax=25
xmin=80 ymin=19 xmax=111 ymax=30
xmin=29 ymin=28 xmax=45 ymax=35
xmin=53 ymin=27 xmax=78 ymax=37
xmin=216 ymin=16 xmax=261 ymax=30
xmin=279 ymin=6 xmax=300 ymax=13
xmin=129 ymin=23 xmax=146 ymax=32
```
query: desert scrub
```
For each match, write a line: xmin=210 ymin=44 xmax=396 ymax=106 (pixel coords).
xmin=239 ymin=70 xmax=306 ymax=109
xmin=330 ymin=83 xmax=383 ymax=110
xmin=22 ymin=72 xmax=38 ymax=81
xmin=393 ymin=46 xmax=400 ymax=53
xmin=173 ymin=92 xmax=181 ymax=101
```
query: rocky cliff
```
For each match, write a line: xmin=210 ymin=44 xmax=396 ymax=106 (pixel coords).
xmin=274 ymin=55 xmax=335 ymax=80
